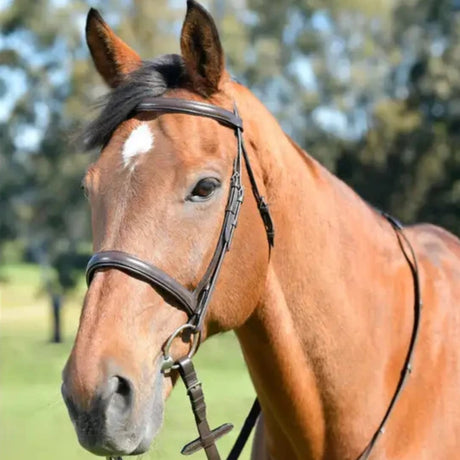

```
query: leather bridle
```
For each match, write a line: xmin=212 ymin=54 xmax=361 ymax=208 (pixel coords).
xmin=84 ymin=98 xmax=422 ymax=460
xmin=86 ymin=99 xmax=274 ymax=328
xmin=86 ymin=97 xmax=274 ymax=460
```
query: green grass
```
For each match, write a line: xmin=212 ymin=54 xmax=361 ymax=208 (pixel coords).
xmin=0 ymin=264 xmax=255 ymax=459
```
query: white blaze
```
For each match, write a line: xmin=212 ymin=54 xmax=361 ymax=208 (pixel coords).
xmin=121 ymin=124 xmax=154 ymax=169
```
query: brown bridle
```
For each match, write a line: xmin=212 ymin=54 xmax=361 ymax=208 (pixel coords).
xmin=86 ymin=98 xmax=274 ymax=460
xmin=84 ymin=98 xmax=422 ymax=460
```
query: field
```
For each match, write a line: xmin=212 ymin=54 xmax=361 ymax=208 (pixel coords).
xmin=0 ymin=264 xmax=255 ymax=459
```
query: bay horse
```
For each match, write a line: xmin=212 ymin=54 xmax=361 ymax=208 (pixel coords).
xmin=62 ymin=1 xmax=460 ymax=459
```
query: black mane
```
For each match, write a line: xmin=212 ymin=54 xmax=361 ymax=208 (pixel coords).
xmin=84 ymin=54 xmax=186 ymax=150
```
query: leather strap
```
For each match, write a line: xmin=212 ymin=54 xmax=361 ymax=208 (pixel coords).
xmin=226 ymin=399 xmax=261 ymax=460
xmin=178 ymin=358 xmax=233 ymax=460
xmin=86 ymin=251 xmax=196 ymax=316
xmin=356 ymin=212 xmax=422 ymax=460
xmin=136 ymin=98 xmax=243 ymax=130
xmin=192 ymin=147 xmax=244 ymax=330
xmin=236 ymin=114 xmax=274 ymax=248
xmin=104 ymin=388 xmax=251 ymax=460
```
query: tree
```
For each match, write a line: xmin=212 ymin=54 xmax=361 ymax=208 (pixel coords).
xmin=0 ymin=0 xmax=183 ymax=341
xmin=243 ymin=0 xmax=460 ymax=235
xmin=337 ymin=0 xmax=460 ymax=232
xmin=2 ymin=0 xmax=459 ymax=343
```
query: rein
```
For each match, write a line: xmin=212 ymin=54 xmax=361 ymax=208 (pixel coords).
xmin=357 ymin=212 xmax=422 ymax=460
xmin=84 ymin=98 xmax=422 ymax=460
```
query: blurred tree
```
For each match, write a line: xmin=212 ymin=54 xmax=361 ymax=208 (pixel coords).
xmin=0 ymin=0 xmax=182 ymax=342
xmin=336 ymin=0 xmax=460 ymax=232
xmin=244 ymin=0 xmax=460 ymax=235
xmin=1 ymin=0 xmax=459 ymax=342
xmin=0 ymin=0 xmax=101 ymax=341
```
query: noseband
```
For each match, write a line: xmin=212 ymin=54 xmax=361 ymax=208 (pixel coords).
xmin=85 ymin=98 xmax=422 ymax=460
xmin=86 ymin=98 xmax=274 ymax=460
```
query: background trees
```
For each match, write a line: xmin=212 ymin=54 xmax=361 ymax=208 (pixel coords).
xmin=1 ymin=0 xmax=459 ymax=336
xmin=244 ymin=0 xmax=460 ymax=232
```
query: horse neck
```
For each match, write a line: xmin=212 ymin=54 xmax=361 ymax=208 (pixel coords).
xmin=234 ymin=88 xmax=414 ymax=458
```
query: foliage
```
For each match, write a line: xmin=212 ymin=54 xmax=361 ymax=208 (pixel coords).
xmin=1 ymin=0 xmax=459 ymax=453
xmin=0 ymin=0 xmax=183 ymax=289
xmin=245 ymin=0 xmax=460 ymax=234
xmin=0 ymin=0 xmax=95 ymax=282
xmin=1 ymin=0 xmax=459 ymax=295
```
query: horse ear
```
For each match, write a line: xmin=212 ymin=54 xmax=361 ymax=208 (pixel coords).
xmin=85 ymin=8 xmax=142 ymax=88
xmin=180 ymin=0 xmax=225 ymax=96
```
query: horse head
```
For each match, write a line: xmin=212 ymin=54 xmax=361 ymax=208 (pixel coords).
xmin=61 ymin=1 xmax=270 ymax=456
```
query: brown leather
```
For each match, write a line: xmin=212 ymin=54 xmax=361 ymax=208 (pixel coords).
xmin=136 ymin=98 xmax=244 ymax=130
xmin=226 ymin=399 xmax=261 ymax=460
xmin=356 ymin=212 xmax=422 ymax=460
xmin=86 ymin=250 xmax=196 ymax=316
xmin=178 ymin=358 xmax=233 ymax=458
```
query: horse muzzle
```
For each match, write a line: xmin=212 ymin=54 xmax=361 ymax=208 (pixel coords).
xmin=61 ymin=372 xmax=163 ymax=456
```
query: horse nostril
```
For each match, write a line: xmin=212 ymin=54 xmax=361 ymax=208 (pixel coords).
xmin=115 ymin=376 xmax=131 ymax=398
xmin=105 ymin=376 xmax=134 ymax=415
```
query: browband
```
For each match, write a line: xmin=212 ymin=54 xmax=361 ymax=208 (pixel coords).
xmin=136 ymin=98 xmax=243 ymax=130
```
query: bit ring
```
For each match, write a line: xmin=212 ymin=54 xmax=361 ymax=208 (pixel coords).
xmin=161 ymin=324 xmax=201 ymax=373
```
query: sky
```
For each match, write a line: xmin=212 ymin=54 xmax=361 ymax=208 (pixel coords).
xmin=0 ymin=0 xmax=388 ymax=151
xmin=0 ymin=0 xmax=82 ymax=149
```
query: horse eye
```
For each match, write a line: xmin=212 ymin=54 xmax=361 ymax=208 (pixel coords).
xmin=189 ymin=178 xmax=221 ymax=201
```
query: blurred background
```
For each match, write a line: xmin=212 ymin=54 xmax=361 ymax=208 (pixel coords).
xmin=1 ymin=0 xmax=459 ymax=458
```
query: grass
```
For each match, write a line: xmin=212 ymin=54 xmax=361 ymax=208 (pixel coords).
xmin=0 ymin=264 xmax=255 ymax=460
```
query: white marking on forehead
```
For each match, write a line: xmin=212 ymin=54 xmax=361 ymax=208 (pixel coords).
xmin=122 ymin=124 xmax=154 ymax=169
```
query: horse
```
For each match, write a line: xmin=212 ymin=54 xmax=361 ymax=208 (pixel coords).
xmin=61 ymin=1 xmax=460 ymax=459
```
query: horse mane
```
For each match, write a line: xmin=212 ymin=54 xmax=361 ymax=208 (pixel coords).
xmin=83 ymin=53 xmax=186 ymax=150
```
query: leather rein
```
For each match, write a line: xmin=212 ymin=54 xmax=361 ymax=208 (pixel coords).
xmin=84 ymin=98 xmax=422 ymax=460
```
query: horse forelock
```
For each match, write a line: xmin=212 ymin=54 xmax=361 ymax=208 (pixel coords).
xmin=83 ymin=54 xmax=186 ymax=151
